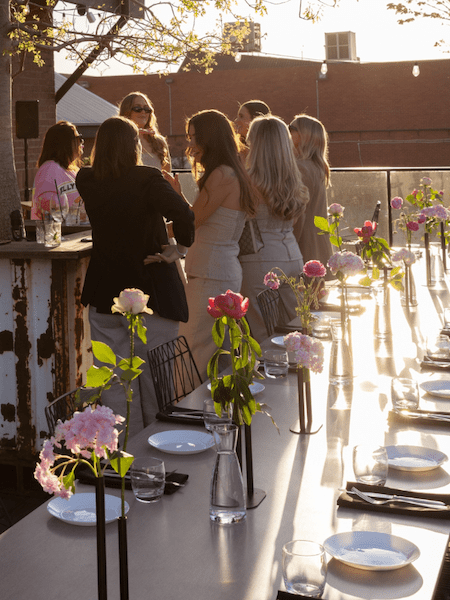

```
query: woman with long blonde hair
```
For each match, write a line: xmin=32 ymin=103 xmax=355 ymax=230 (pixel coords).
xmin=239 ymin=115 xmax=309 ymax=341
xmin=289 ymin=113 xmax=332 ymax=268
xmin=119 ymin=91 xmax=171 ymax=171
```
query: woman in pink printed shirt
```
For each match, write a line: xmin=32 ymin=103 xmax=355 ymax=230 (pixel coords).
xmin=31 ymin=120 xmax=88 ymax=222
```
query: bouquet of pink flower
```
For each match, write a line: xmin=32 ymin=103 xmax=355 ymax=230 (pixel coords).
xmin=284 ymin=332 xmax=324 ymax=374
xmin=207 ymin=290 xmax=275 ymax=427
xmin=264 ymin=261 xmax=328 ymax=331
xmin=327 ymin=251 xmax=365 ymax=281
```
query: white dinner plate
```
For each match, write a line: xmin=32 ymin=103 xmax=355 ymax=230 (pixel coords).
xmin=148 ymin=430 xmax=215 ymax=455
xmin=324 ymin=531 xmax=420 ymax=571
xmin=386 ymin=445 xmax=448 ymax=471
xmin=420 ymin=380 xmax=450 ymax=398
xmin=47 ymin=493 xmax=129 ymax=526
xmin=271 ymin=336 xmax=286 ymax=347
xmin=207 ymin=382 xmax=265 ymax=395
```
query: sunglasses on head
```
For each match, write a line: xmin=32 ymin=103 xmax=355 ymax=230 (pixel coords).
xmin=131 ymin=106 xmax=152 ymax=114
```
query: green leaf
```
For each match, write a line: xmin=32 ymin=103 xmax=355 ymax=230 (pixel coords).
xmin=211 ymin=318 xmax=225 ymax=347
xmin=91 ymin=340 xmax=117 ymax=365
xmin=314 ymin=216 xmax=330 ymax=232
xmin=329 ymin=235 xmax=342 ymax=248
xmin=63 ymin=469 xmax=76 ymax=492
xmin=136 ymin=317 xmax=147 ymax=345
xmin=358 ymin=275 xmax=372 ymax=287
xmin=120 ymin=367 xmax=142 ymax=382
xmin=117 ymin=356 xmax=145 ymax=370
xmin=86 ymin=365 xmax=114 ymax=387
xmin=109 ymin=451 xmax=134 ymax=477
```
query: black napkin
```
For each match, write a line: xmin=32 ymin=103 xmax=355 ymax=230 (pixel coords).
xmin=76 ymin=464 xmax=188 ymax=495
xmin=156 ymin=411 xmax=205 ymax=426
xmin=277 ymin=592 xmax=323 ymax=600
xmin=338 ymin=482 xmax=450 ymax=519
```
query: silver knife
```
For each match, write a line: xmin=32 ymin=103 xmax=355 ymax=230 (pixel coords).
xmin=348 ymin=489 xmax=447 ymax=507
xmin=395 ymin=408 xmax=450 ymax=422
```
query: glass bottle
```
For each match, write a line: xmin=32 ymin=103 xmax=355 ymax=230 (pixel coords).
xmin=373 ymin=284 xmax=392 ymax=340
xmin=329 ymin=321 xmax=353 ymax=386
xmin=401 ymin=264 xmax=418 ymax=307
xmin=210 ymin=424 xmax=246 ymax=525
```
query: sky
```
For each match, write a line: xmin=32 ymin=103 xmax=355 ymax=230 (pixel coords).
xmin=54 ymin=0 xmax=450 ymax=76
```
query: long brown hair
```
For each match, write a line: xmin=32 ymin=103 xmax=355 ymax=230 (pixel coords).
xmin=187 ymin=109 xmax=257 ymax=216
xmin=290 ymin=114 xmax=331 ymax=187
xmin=119 ymin=92 xmax=170 ymax=168
xmin=37 ymin=121 xmax=81 ymax=170
xmin=91 ymin=117 xmax=142 ymax=180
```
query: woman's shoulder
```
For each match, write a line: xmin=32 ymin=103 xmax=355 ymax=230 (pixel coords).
xmin=206 ymin=165 xmax=237 ymax=186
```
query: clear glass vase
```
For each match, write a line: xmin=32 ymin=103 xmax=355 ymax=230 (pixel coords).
xmin=401 ymin=264 xmax=418 ymax=307
xmin=210 ymin=424 xmax=246 ymax=525
xmin=373 ymin=284 xmax=392 ymax=340
xmin=329 ymin=321 xmax=353 ymax=386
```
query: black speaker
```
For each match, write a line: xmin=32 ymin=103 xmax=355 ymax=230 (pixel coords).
xmin=16 ymin=100 xmax=39 ymax=139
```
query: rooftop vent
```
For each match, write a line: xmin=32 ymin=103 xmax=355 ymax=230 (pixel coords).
xmin=325 ymin=31 xmax=357 ymax=62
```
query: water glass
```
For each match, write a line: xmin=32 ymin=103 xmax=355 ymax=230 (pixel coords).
xmin=203 ymin=397 xmax=232 ymax=431
xmin=353 ymin=445 xmax=388 ymax=486
xmin=312 ymin=316 xmax=331 ymax=339
xmin=426 ymin=334 xmax=450 ymax=360
xmin=282 ymin=540 xmax=327 ymax=598
xmin=130 ymin=457 xmax=165 ymax=503
xmin=44 ymin=221 xmax=61 ymax=248
xmin=35 ymin=220 xmax=45 ymax=244
xmin=391 ymin=377 xmax=419 ymax=411
xmin=263 ymin=349 xmax=289 ymax=378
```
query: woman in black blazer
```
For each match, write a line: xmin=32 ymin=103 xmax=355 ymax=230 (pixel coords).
xmin=77 ymin=116 xmax=195 ymax=436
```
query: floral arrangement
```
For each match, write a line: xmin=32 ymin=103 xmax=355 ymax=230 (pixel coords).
xmin=315 ymin=203 xmax=345 ymax=251
xmin=264 ymin=260 xmax=328 ymax=331
xmin=391 ymin=248 xmax=416 ymax=267
xmin=207 ymin=289 xmax=272 ymax=427
xmin=327 ymin=250 xmax=365 ymax=282
xmin=35 ymin=288 xmax=152 ymax=498
xmin=284 ymin=332 xmax=324 ymax=374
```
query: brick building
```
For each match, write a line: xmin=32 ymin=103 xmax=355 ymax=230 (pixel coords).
xmin=75 ymin=54 xmax=450 ymax=169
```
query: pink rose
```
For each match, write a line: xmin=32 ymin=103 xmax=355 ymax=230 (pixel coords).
xmin=264 ymin=272 xmax=280 ymax=290
xmin=303 ymin=260 xmax=326 ymax=279
xmin=112 ymin=288 xmax=153 ymax=315
xmin=328 ymin=203 xmax=344 ymax=217
xmin=421 ymin=177 xmax=432 ymax=186
xmin=391 ymin=197 xmax=403 ymax=210
xmin=207 ymin=290 xmax=249 ymax=320
xmin=354 ymin=220 xmax=376 ymax=244
xmin=406 ymin=221 xmax=419 ymax=231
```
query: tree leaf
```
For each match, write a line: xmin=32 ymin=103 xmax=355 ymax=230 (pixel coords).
xmin=86 ymin=365 xmax=114 ymax=387
xmin=91 ymin=340 xmax=116 ymax=365
xmin=109 ymin=451 xmax=134 ymax=477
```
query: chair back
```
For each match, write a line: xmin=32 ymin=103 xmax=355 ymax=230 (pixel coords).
xmin=147 ymin=336 xmax=203 ymax=412
xmin=44 ymin=387 xmax=95 ymax=436
xmin=256 ymin=287 xmax=292 ymax=337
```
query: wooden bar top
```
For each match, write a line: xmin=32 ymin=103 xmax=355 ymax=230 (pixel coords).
xmin=0 ymin=230 xmax=92 ymax=260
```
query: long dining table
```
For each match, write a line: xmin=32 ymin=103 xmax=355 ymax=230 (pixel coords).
xmin=2 ymin=258 xmax=450 ymax=600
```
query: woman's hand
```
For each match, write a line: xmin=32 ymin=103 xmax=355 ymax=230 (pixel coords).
xmin=162 ymin=171 xmax=182 ymax=195
xmin=143 ymin=244 xmax=186 ymax=265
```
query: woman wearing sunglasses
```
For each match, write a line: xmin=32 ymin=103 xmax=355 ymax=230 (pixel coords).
xmin=119 ymin=92 xmax=171 ymax=172
xmin=31 ymin=120 xmax=87 ymax=222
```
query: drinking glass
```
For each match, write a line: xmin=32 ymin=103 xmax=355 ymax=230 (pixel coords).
xmin=426 ymin=334 xmax=450 ymax=360
xmin=282 ymin=540 xmax=327 ymax=598
xmin=312 ymin=316 xmax=331 ymax=339
xmin=443 ymin=308 xmax=450 ymax=330
xmin=44 ymin=221 xmax=61 ymax=248
xmin=353 ymin=445 xmax=388 ymax=486
xmin=391 ymin=377 xmax=419 ymax=411
xmin=203 ymin=397 xmax=232 ymax=431
xmin=35 ymin=220 xmax=45 ymax=244
xmin=130 ymin=457 xmax=165 ymax=503
xmin=263 ymin=349 xmax=289 ymax=378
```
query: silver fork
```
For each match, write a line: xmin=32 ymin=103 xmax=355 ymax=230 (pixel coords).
xmin=350 ymin=487 xmax=446 ymax=509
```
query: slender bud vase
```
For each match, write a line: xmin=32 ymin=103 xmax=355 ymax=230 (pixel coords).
xmin=329 ymin=321 xmax=353 ymax=385
xmin=373 ymin=284 xmax=392 ymax=340
xmin=210 ymin=424 xmax=246 ymax=525
xmin=401 ymin=264 xmax=418 ymax=307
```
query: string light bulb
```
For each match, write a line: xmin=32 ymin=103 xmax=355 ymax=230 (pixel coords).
xmin=234 ymin=52 xmax=242 ymax=63
xmin=320 ymin=60 xmax=328 ymax=76
xmin=412 ymin=63 xmax=420 ymax=77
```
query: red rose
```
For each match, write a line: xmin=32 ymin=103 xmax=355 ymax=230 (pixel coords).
xmin=207 ymin=290 xmax=249 ymax=320
xmin=303 ymin=260 xmax=326 ymax=279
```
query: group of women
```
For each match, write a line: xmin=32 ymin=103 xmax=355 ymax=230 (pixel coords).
xmin=31 ymin=92 xmax=332 ymax=437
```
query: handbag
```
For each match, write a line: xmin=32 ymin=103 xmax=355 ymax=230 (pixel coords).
xmin=238 ymin=219 xmax=264 ymax=256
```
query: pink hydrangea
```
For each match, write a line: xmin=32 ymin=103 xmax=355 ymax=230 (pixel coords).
xmin=391 ymin=248 xmax=416 ymax=266
xmin=207 ymin=290 xmax=249 ymax=320
xmin=328 ymin=203 xmax=344 ymax=217
xmin=327 ymin=251 xmax=364 ymax=278
xmin=391 ymin=197 xmax=403 ymax=210
xmin=264 ymin=272 xmax=280 ymax=290
xmin=284 ymin=332 xmax=324 ymax=374
xmin=406 ymin=221 xmax=420 ymax=231
xmin=420 ymin=206 xmax=449 ymax=220
xmin=303 ymin=260 xmax=326 ymax=279
xmin=112 ymin=288 xmax=153 ymax=315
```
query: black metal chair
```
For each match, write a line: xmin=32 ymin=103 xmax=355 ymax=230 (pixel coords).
xmin=44 ymin=387 xmax=96 ymax=436
xmin=147 ymin=335 xmax=203 ymax=413
xmin=256 ymin=287 xmax=297 ymax=338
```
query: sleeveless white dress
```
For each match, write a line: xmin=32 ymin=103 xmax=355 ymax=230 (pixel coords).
xmin=179 ymin=206 xmax=246 ymax=380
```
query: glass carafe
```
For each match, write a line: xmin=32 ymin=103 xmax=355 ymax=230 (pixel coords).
xmin=329 ymin=321 xmax=353 ymax=386
xmin=210 ymin=424 xmax=246 ymax=525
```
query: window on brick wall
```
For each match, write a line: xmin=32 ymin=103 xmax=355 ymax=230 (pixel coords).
xmin=325 ymin=32 xmax=357 ymax=61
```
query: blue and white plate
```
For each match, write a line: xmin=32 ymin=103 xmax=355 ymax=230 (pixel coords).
xmin=48 ymin=493 xmax=129 ymax=526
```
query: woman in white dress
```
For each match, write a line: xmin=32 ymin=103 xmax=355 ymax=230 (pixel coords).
xmin=119 ymin=92 xmax=171 ymax=172
xmin=176 ymin=109 xmax=257 ymax=379
xmin=239 ymin=115 xmax=309 ymax=342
